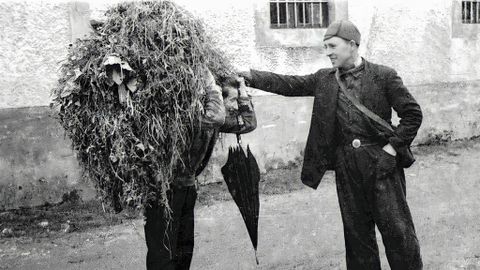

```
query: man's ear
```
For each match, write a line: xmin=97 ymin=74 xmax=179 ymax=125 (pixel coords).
xmin=348 ymin=40 xmax=357 ymax=48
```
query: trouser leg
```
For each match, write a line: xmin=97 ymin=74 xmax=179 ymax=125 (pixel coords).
xmin=175 ymin=186 xmax=197 ymax=270
xmin=144 ymin=186 xmax=187 ymax=270
xmin=336 ymin=145 xmax=423 ymax=270
xmin=372 ymin=160 xmax=423 ymax=270
xmin=335 ymin=147 xmax=381 ymax=270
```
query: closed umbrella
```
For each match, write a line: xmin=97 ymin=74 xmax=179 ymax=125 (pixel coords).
xmin=221 ymin=135 xmax=260 ymax=264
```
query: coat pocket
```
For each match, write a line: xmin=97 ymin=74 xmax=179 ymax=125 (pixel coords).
xmin=376 ymin=147 xmax=397 ymax=178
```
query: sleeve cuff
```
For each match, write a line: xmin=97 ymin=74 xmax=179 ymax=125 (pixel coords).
xmin=387 ymin=136 xmax=405 ymax=152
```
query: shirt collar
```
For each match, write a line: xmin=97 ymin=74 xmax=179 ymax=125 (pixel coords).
xmin=354 ymin=55 xmax=362 ymax=67
xmin=338 ymin=57 xmax=364 ymax=77
xmin=328 ymin=57 xmax=366 ymax=74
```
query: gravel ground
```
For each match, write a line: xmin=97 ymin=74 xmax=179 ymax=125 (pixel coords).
xmin=1 ymin=140 xmax=480 ymax=269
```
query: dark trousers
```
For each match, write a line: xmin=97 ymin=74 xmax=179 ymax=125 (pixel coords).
xmin=334 ymin=145 xmax=423 ymax=270
xmin=144 ymin=185 xmax=197 ymax=270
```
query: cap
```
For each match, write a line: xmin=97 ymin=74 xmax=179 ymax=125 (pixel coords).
xmin=323 ymin=20 xmax=361 ymax=45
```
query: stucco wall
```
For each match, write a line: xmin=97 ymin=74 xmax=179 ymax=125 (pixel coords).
xmin=2 ymin=0 xmax=479 ymax=108
xmin=250 ymin=0 xmax=347 ymax=75
xmin=2 ymin=0 xmax=480 ymax=208
xmin=0 ymin=107 xmax=96 ymax=209
xmin=0 ymin=2 xmax=71 ymax=109
xmin=350 ymin=0 xmax=480 ymax=84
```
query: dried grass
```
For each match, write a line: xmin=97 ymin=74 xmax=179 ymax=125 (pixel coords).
xmin=51 ymin=1 xmax=234 ymax=216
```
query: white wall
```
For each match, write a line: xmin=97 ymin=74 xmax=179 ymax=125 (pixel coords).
xmin=350 ymin=0 xmax=480 ymax=85
xmin=2 ymin=0 xmax=480 ymax=206
xmin=2 ymin=0 xmax=479 ymax=109
xmin=0 ymin=2 xmax=70 ymax=109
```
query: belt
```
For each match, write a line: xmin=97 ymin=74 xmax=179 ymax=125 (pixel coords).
xmin=343 ymin=138 xmax=379 ymax=149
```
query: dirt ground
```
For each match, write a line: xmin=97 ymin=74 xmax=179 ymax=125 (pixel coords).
xmin=1 ymin=140 xmax=480 ymax=270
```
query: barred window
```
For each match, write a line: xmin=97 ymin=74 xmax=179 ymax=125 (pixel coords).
xmin=270 ymin=0 xmax=329 ymax=29
xmin=462 ymin=0 xmax=480 ymax=23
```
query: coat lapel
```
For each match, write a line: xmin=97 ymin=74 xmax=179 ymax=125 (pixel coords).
xmin=361 ymin=60 xmax=373 ymax=93
xmin=360 ymin=60 xmax=380 ymax=103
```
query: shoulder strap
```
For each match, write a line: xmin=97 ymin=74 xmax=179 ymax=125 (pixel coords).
xmin=334 ymin=70 xmax=394 ymax=133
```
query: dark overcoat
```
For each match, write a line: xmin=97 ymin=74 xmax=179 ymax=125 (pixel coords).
xmin=249 ymin=60 xmax=423 ymax=189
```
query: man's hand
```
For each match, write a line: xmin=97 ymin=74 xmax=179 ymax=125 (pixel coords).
xmin=237 ymin=70 xmax=252 ymax=85
xmin=382 ymin=143 xmax=397 ymax=156
xmin=237 ymin=77 xmax=249 ymax=98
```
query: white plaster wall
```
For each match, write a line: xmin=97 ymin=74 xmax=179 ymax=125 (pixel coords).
xmin=0 ymin=2 xmax=70 ymax=109
xmin=349 ymin=0 xmax=480 ymax=85
xmin=3 ymin=0 xmax=480 ymax=110
xmin=250 ymin=0 xmax=341 ymax=75
xmin=174 ymin=0 xmax=257 ymax=72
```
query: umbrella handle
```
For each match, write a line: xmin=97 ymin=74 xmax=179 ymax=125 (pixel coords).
xmin=235 ymin=110 xmax=242 ymax=146
xmin=236 ymin=134 xmax=242 ymax=145
xmin=235 ymin=110 xmax=243 ymax=147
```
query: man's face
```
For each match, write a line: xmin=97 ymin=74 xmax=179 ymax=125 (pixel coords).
xmin=222 ymin=85 xmax=238 ymax=111
xmin=324 ymin=37 xmax=355 ymax=69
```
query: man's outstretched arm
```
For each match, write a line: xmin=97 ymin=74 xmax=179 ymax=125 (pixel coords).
xmin=240 ymin=69 xmax=317 ymax=97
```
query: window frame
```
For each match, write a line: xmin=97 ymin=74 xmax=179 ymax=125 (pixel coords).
xmin=269 ymin=0 xmax=329 ymax=29
xmin=462 ymin=0 xmax=480 ymax=24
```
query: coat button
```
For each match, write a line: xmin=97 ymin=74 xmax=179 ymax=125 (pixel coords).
xmin=352 ymin=139 xmax=361 ymax=148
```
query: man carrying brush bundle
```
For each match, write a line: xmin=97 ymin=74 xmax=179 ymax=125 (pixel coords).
xmin=239 ymin=20 xmax=423 ymax=270
xmin=144 ymin=70 xmax=256 ymax=270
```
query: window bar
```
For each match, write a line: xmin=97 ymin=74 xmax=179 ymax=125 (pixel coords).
xmin=471 ymin=1 xmax=474 ymax=23
xmin=286 ymin=2 xmax=289 ymax=27
xmin=294 ymin=2 xmax=298 ymax=28
xmin=311 ymin=2 xmax=314 ymax=27
xmin=477 ymin=1 xmax=480 ymax=23
xmin=303 ymin=2 xmax=306 ymax=27
xmin=319 ymin=2 xmax=323 ymax=27
xmin=475 ymin=1 xmax=478 ymax=23
xmin=465 ymin=1 xmax=469 ymax=23
xmin=475 ymin=1 xmax=480 ymax=23
xmin=475 ymin=0 xmax=478 ymax=23
xmin=463 ymin=1 xmax=467 ymax=23
xmin=277 ymin=1 xmax=280 ymax=27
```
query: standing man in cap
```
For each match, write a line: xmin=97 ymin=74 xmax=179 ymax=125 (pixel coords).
xmin=239 ymin=20 xmax=423 ymax=270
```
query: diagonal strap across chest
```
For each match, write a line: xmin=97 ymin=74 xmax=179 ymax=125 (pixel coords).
xmin=334 ymin=69 xmax=394 ymax=134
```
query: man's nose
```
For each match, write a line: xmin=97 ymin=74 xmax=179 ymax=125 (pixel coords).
xmin=325 ymin=47 xmax=332 ymax=56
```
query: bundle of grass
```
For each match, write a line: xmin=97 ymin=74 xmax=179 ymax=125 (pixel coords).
xmin=51 ymin=1 xmax=234 ymax=215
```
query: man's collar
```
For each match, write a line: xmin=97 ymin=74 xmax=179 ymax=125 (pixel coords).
xmin=329 ymin=56 xmax=364 ymax=74
xmin=343 ymin=56 xmax=363 ymax=70
xmin=338 ymin=57 xmax=364 ymax=76
xmin=354 ymin=56 xmax=362 ymax=68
